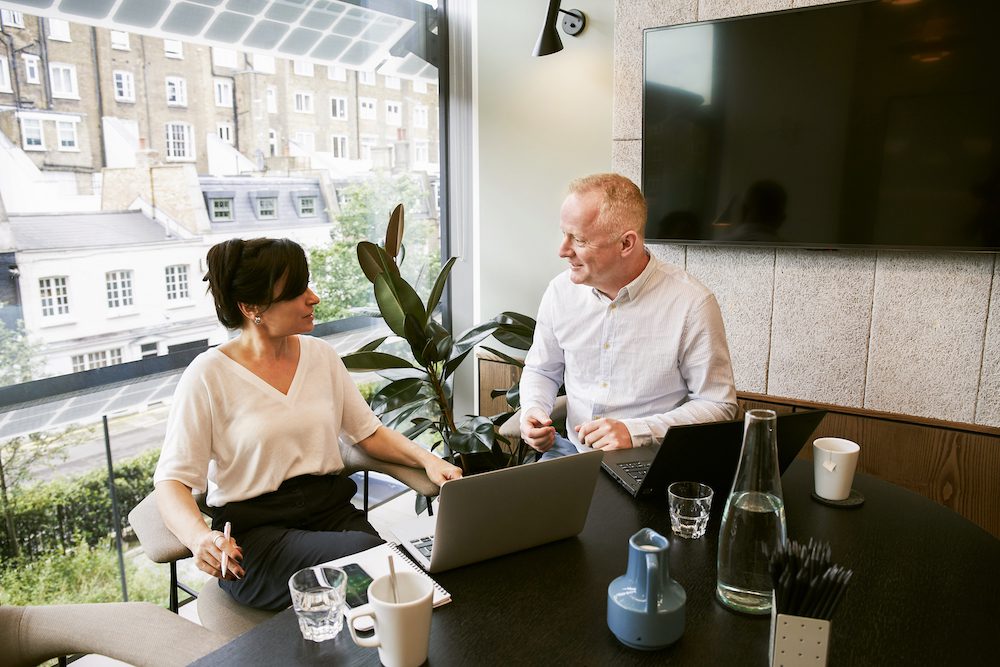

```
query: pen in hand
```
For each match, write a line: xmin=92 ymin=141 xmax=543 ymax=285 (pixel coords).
xmin=221 ymin=521 xmax=231 ymax=578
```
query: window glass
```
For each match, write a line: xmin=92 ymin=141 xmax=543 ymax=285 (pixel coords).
xmin=113 ymin=70 xmax=134 ymax=101
xmin=164 ymin=39 xmax=183 ymax=58
xmin=165 ymin=265 xmax=190 ymax=300
xmin=209 ymin=198 xmax=234 ymax=221
xmin=49 ymin=63 xmax=78 ymax=98
xmin=23 ymin=55 xmax=40 ymax=84
xmin=105 ymin=270 xmax=134 ymax=308
xmin=110 ymin=30 xmax=129 ymax=50
xmin=48 ymin=18 xmax=71 ymax=41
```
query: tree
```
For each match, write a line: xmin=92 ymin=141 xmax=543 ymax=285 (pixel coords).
xmin=0 ymin=315 xmax=40 ymax=387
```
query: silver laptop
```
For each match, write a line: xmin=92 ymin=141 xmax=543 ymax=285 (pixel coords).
xmin=390 ymin=449 xmax=604 ymax=573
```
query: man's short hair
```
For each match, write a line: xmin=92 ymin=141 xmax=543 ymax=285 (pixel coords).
xmin=568 ymin=173 xmax=648 ymax=239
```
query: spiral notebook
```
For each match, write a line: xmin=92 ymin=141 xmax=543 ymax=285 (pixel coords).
xmin=325 ymin=542 xmax=451 ymax=608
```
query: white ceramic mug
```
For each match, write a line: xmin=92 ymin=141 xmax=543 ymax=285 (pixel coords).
xmin=812 ymin=437 xmax=860 ymax=501
xmin=345 ymin=571 xmax=433 ymax=667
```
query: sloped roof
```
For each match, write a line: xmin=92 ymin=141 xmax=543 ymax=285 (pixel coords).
xmin=8 ymin=211 xmax=176 ymax=251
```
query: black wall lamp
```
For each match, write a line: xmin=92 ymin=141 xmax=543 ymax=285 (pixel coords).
xmin=533 ymin=0 xmax=587 ymax=57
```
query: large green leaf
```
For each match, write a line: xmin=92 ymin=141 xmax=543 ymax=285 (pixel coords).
xmin=403 ymin=417 xmax=440 ymax=440
xmin=452 ymin=318 xmax=502 ymax=355
xmin=342 ymin=351 xmax=415 ymax=372
xmin=356 ymin=336 xmax=390 ymax=353
xmin=376 ymin=367 xmax=430 ymax=382
xmin=480 ymin=345 xmax=525 ymax=368
xmin=425 ymin=257 xmax=457 ymax=323
xmin=357 ymin=241 xmax=384 ymax=283
xmin=370 ymin=378 xmax=431 ymax=414
xmin=448 ymin=430 xmax=492 ymax=455
xmin=421 ymin=320 xmax=453 ymax=364
xmin=403 ymin=314 xmax=430 ymax=366
xmin=499 ymin=311 xmax=537 ymax=329
xmin=385 ymin=204 xmax=404 ymax=260
xmin=382 ymin=399 xmax=437 ymax=430
xmin=374 ymin=271 xmax=427 ymax=337
xmin=442 ymin=346 xmax=474 ymax=381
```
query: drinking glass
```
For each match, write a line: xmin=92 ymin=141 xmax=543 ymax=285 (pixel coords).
xmin=667 ymin=481 xmax=714 ymax=539
xmin=288 ymin=566 xmax=348 ymax=642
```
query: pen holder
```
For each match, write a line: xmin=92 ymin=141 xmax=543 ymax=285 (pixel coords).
xmin=769 ymin=594 xmax=831 ymax=667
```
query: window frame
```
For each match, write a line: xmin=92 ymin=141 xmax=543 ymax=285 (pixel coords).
xmin=56 ymin=120 xmax=78 ymax=151
xmin=165 ymin=76 xmax=187 ymax=106
xmin=164 ymin=39 xmax=184 ymax=58
xmin=330 ymin=134 xmax=348 ymax=159
xmin=20 ymin=117 xmax=44 ymax=150
xmin=359 ymin=97 xmax=376 ymax=120
xmin=208 ymin=197 xmax=234 ymax=222
xmin=110 ymin=30 xmax=130 ymax=50
xmin=330 ymin=96 xmax=347 ymax=120
xmin=164 ymin=121 xmax=194 ymax=160
xmin=47 ymin=18 xmax=71 ymax=41
xmin=164 ymin=264 xmax=191 ymax=301
xmin=214 ymin=78 xmax=233 ymax=107
xmin=39 ymin=276 xmax=70 ymax=318
xmin=49 ymin=62 xmax=79 ymax=99
xmin=23 ymin=54 xmax=40 ymax=85
xmin=113 ymin=70 xmax=135 ymax=102
xmin=294 ymin=91 xmax=314 ymax=114
xmin=105 ymin=270 xmax=135 ymax=310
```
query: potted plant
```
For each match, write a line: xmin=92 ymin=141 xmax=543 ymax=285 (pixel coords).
xmin=341 ymin=204 xmax=536 ymax=475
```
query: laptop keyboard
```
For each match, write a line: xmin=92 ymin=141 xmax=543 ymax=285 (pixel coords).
xmin=618 ymin=460 xmax=650 ymax=483
xmin=410 ymin=535 xmax=434 ymax=559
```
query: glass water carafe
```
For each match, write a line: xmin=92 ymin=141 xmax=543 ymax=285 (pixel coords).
xmin=716 ymin=409 xmax=787 ymax=614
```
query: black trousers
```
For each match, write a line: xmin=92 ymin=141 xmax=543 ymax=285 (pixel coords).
xmin=211 ymin=473 xmax=383 ymax=611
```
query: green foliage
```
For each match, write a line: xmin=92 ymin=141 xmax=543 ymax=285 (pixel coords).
xmin=342 ymin=204 xmax=535 ymax=471
xmin=0 ymin=315 xmax=42 ymax=386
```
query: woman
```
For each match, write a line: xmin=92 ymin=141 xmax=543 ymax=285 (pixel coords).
xmin=154 ymin=238 xmax=461 ymax=610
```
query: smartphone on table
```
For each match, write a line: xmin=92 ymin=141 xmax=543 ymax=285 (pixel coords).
xmin=343 ymin=562 xmax=374 ymax=608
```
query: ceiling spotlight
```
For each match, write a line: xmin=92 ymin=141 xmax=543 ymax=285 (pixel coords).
xmin=533 ymin=0 xmax=587 ymax=57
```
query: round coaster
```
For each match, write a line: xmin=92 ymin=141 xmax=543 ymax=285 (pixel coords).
xmin=811 ymin=488 xmax=865 ymax=508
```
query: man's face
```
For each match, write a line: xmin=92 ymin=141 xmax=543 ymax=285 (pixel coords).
xmin=558 ymin=190 xmax=622 ymax=295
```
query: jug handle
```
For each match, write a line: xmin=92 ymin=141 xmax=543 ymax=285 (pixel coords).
xmin=645 ymin=552 xmax=658 ymax=614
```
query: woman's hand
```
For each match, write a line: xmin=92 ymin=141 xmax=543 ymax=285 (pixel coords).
xmin=191 ymin=528 xmax=245 ymax=580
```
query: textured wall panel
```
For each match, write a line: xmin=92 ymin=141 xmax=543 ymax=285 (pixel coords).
xmin=976 ymin=259 xmax=1000 ymax=427
xmin=697 ymin=0 xmax=793 ymax=20
xmin=611 ymin=139 xmax=641 ymax=187
xmin=768 ymin=249 xmax=876 ymax=407
xmin=865 ymin=252 xmax=993 ymax=422
xmin=648 ymin=242 xmax=687 ymax=269
xmin=686 ymin=245 xmax=774 ymax=393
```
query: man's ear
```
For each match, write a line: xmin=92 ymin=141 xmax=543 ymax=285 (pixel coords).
xmin=619 ymin=230 xmax=640 ymax=256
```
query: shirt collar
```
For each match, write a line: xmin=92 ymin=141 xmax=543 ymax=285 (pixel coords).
xmin=592 ymin=248 xmax=657 ymax=303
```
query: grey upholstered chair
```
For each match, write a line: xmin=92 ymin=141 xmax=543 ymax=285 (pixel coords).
xmin=0 ymin=601 xmax=226 ymax=667
xmin=128 ymin=441 xmax=440 ymax=640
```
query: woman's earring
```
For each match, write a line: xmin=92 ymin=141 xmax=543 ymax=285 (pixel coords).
xmin=254 ymin=315 xmax=262 ymax=325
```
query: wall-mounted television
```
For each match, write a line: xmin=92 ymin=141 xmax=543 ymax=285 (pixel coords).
xmin=642 ymin=0 xmax=999 ymax=251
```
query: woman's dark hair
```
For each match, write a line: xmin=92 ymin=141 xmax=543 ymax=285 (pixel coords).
xmin=204 ymin=238 xmax=310 ymax=329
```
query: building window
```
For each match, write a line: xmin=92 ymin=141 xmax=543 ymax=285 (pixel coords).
xmin=386 ymin=101 xmax=402 ymax=126
xmin=255 ymin=197 xmax=277 ymax=219
xmin=413 ymin=79 xmax=429 ymax=94
xmin=49 ymin=63 xmax=79 ymax=99
xmin=384 ymin=76 xmax=401 ymax=90
xmin=360 ymin=98 xmax=376 ymax=120
xmin=328 ymin=66 xmax=346 ymax=81
xmin=253 ymin=53 xmax=275 ymax=74
xmin=113 ymin=70 xmax=135 ymax=102
xmin=209 ymin=198 xmax=234 ymax=221
xmin=56 ymin=121 xmax=78 ymax=150
xmin=72 ymin=348 xmax=123 ymax=371
xmin=268 ymin=128 xmax=277 ymax=156
xmin=0 ymin=58 xmax=11 ymax=93
xmin=106 ymin=270 xmax=134 ymax=309
xmin=360 ymin=135 xmax=376 ymax=160
xmin=21 ymin=117 xmax=43 ymax=150
xmin=110 ymin=30 xmax=130 ymax=50
xmin=294 ymin=91 xmax=314 ymax=113
xmin=296 ymin=196 xmax=317 ymax=217
xmin=23 ymin=55 xmax=40 ymax=85
xmin=165 ymin=264 xmax=190 ymax=301
xmin=165 ymin=122 xmax=194 ymax=159
xmin=331 ymin=134 xmax=348 ymax=159
xmin=212 ymin=47 xmax=237 ymax=69
xmin=214 ymin=79 xmax=233 ymax=107
xmin=293 ymin=131 xmax=315 ymax=152
xmin=47 ymin=18 xmax=71 ymax=41
xmin=165 ymin=77 xmax=187 ymax=106
xmin=266 ymin=86 xmax=277 ymax=113
xmin=1 ymin=10 xmax=24 ymax=28
xmin=216 ymin=122 xmax=234 ymax=144
xmin=293 ymin=59 xmax=314 ymax=77
xmin=413 ymin=104 xmax=429 ymax=129
xmin=39 ymin=276 xmax=69 ymax=317
xmin=414 ymin=140 xmax=429 ymax=164
xmin=330 ymin=96 xmax=347 ymax=120
xmin=164 ymin=39 xmax=183 ymax=58
xmin=140 ymin=342 xmax=158 ymax=359
xmin=359 ymin=70 xmax=376 ymax=86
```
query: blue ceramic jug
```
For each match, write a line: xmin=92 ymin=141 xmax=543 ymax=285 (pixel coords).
xmin=607 ymin=527 xmax=686 ymax=650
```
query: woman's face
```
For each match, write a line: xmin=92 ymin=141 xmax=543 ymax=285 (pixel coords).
xmin=256 ymin=276 xmax=320 ymax=336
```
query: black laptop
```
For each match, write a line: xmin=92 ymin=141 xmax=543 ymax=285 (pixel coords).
xmin=601 ymin=410 xmax=827 ymax=499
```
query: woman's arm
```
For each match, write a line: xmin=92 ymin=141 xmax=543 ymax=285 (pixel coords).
xmin=355 ymin=426 xmax=462 ymax=486
xmin=154 ymin=479 xmax=244 ymax=580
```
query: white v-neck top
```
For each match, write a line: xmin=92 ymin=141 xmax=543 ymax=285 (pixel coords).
xmin=154 ymin=335 xmax=381 ymax=506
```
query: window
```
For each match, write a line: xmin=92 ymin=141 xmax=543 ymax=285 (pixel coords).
xmin=266 ymin=86 xmax=277 ymax=113
xmin=413 ymin=79 xmax=429 ymax=94
xmin=23 ymin=55 xmax=40 ymax=84
xmin=293 ymin=131 xmax=315 ymax=152
xmin=252 ymin=53 xmax=275 ymax=74
xmin=72 ymin=349 xmax=123 ymax=371
xmin=56 ymin=121 xmax=78 ymax=150
xmin=296 ymin=196 xmax=317 ymax=217
xmin=216 ymin=122 xmax=234 ymax=144
xmin=384 ymin=76 xmax=401 ymax=90
xmin=165 ymin=122 xmax=194 ymax=159
xmin=140 ymin=342 xmax=158 ymax=359
xmin=293 ymin=59 xmax=314 ymax=77
xmin=165 ymin=265 xmax=190 ymax=300
xmin=360 ymin=98 xmax=376 ymax=120
xmin=110 ymin=30 xmax=130 ymax=50
xmin=330 ymin=97 xmax=347 ymax=120
xmin=413 ymin=104 xmax=429 ymax=129
xmin=113 ymin=70 xmax=135 ymax=102
xmin=105 ymin=270 xmax=134 ymax=309
xmin=49 ymin=63 xmax=79 ymax=98
xmin=164 ymin=39 xmax=183 ymax=58
xmin=359 ymin=71 xmax=376 ymax=85
xmin=330 ymin=134 xmax=348 ymax=159
xmin=1 ymin=10 xmax=24 ymax=28
xmin=0 ymin=58 xmax=11 ymax=93
xmin=212 ymin=48 xmax=237 ymax=69
xmin=328 ymin=66 xmax=347 ymax=81
xmin=165 ymin=77 xmax=187 ymax=106
xmin=294 ymin=91 xmax=314 ymax=114
xmin=208 ymin=198 xmax=233 ymax=221
xmin=21 ymin=117 xmax=43 ymax=150
xmin=255 ymin=197 xmax=277 ymax=219
xmin=47 ymin=18 xmax=71 ymax=41
xmin=386 ymin=101 xmax=402 ymax=126
xmin=414 ymin=140 xmax=429 ymax=164
xmin=360 ymin=135 xmax=376 ymax=160
xmin=268 ymin=128 xmax=277 ymax=156
xmin=214 ymin=78 xmax=233 ymax=107
xmin=39 ymin=276 xmax=69 ymax=317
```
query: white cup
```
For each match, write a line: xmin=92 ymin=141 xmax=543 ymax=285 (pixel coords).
xmin=345 ymin=571 xmax=433 ymax=667
xmin=812 ymin=437 xmax=860 ymax=501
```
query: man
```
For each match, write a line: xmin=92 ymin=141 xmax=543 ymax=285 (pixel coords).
xmin=519 ymin=173 xmax=738 ymax=459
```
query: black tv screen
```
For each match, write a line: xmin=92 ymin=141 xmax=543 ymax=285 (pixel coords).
xmin=642 ymin=0 xmax=999 ymax=250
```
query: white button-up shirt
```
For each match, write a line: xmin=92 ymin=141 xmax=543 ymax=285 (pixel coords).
xmin=520 ymin=253 xmax=738 ymax=449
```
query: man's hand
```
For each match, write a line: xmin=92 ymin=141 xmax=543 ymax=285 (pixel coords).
xmin=576 ymin=418 xmax=633 ymax=450
xmin=521 ymin=407 xmax=556 ymax=453
xmin=424 ymin=456 xmax=463 ymax=486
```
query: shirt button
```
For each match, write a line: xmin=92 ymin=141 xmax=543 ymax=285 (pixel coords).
xmin=603 ymin=342 xmax=610 ymax=349
xmin=610 ymin=304 xmax=616 ymax=310
xmin=601 ymin=382 xmax=608 ymax=388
